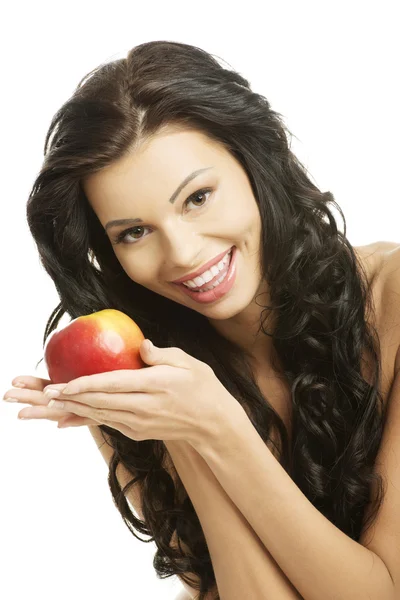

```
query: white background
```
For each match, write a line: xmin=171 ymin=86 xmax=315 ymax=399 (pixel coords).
xmin=1 ymin=1 xmax=399 ymax=598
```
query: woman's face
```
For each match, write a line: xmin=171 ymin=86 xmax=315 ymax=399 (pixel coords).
xmin=83 ymin=127 xmax=265 ymax=323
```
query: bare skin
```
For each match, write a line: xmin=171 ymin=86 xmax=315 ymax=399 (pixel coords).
xmin=4 ymin=240 xmax=399 ymax=599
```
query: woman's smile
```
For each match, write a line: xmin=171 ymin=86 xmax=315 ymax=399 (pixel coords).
xmin=172 ymin=246 xmax=237 ymax=304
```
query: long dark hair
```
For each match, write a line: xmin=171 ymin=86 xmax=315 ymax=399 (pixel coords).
xmin=26 ymin=41 xmax=388 ymax=599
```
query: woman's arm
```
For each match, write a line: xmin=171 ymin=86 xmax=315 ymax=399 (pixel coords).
xmin=165 ymin=440 xmax=303 ymax=599
xmin=191 ymin=411 xmax=395 ymax=600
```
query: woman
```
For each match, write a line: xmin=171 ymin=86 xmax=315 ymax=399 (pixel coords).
xmin=4 ymin=41 xmax=400 ymax=600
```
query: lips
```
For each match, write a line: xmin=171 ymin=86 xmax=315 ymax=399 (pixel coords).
xmin=171 ymin=246 xmax=234 ymax=284
xmin=176 ymin=245 xmax=237 ymax=303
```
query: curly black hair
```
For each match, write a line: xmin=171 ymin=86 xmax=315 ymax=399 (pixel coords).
xmin=26 ymin=41 xmax=388 ymax=600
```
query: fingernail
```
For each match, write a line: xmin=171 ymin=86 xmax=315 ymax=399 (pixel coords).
xmin=13 ymin=382 xmax=25 ymax=388
xmin=48 ymin=399 xmax=65 ymax=409
xmin=3 ymin=397 xmax=19 ymax=403
xmin=44 ymin=389 xmax=61 ymax=399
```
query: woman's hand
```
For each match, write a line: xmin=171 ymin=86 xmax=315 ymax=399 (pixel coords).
xmin=3 ymin=375 xmax=100 ymax=428
xmin=7 ymin=341 xmax=240 ymax=447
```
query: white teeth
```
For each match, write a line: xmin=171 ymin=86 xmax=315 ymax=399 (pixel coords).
xmin=183 ymin=249 xmax=232 ymax=290
xmin=185 ymin=280 xmax=199 ymax=289
xmin=198 ymin=270 xmax=228 ymax=291
xmin=210 ymin=264 xmax=220 ymax=278
xmin=193 ymin=275 xmax=207 ymax=287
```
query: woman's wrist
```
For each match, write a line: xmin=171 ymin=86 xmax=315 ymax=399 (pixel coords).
xmin=164 ymin=439 xmax=204 ymax=467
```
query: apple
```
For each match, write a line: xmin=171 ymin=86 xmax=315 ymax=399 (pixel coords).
xmin=44 ymin=309 xmax=147 ymax=384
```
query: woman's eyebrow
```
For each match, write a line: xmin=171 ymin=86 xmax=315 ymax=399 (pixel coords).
xmin=104 ymin=166 xmax=214 ymax=232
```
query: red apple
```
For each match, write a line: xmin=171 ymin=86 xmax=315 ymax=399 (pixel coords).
xmin=44 ymin=309 xmax=147 ymax=384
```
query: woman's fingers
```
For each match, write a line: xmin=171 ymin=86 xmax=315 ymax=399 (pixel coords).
xmin=4 ymin=387 xmax=51 ymax=407
xmin=18 ymin=406 xmax=70 ymax=420
xmin=18 ymin=405 xmax=97 ymax=425
xmin=11 ymin=375 xmax=52 ymax=391
xmin=6 ymin=376 xmax=100 ymax=428
xmin=4 ymin=379 xmax=71 ymax=421
xmin=15 ymin=401 xmax=99 ymax=425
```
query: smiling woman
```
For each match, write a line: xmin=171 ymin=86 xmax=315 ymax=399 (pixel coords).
xmin=80 ymin=117 xmax=265 ymax=322
xmin=20 ymin=40 xmax=394 ymax=599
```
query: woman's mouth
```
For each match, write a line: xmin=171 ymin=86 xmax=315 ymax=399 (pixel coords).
xmin=173 ymin=246 xmax=237 ymax=304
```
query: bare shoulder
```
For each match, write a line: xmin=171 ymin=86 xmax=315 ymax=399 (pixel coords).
xmin=354 ymin=241 xmax=400 ymax=403
xmin=354 ymin=240 xmax=400 ymax=278
xmin=366 ymin=240 xmax=400 ymax=327
xmin=354 ymin=240 xmax=400 ymax=307
xmin=377 ymin=241 xmax=400 ymax=288
xmin=375 ymin=241 xmax=400 ymax=374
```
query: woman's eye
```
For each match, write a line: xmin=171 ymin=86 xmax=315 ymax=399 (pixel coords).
xmin=184 ymin=188 xmax=212 ymax=210
xmin=113 ymin=187 xmax=213 ymax=245
xmin=113 ymin=225 xmax=148 ymax=245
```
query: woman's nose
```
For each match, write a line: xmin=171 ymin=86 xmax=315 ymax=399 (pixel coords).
xmin=161 ymin=234 xmax=203 ymax=268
